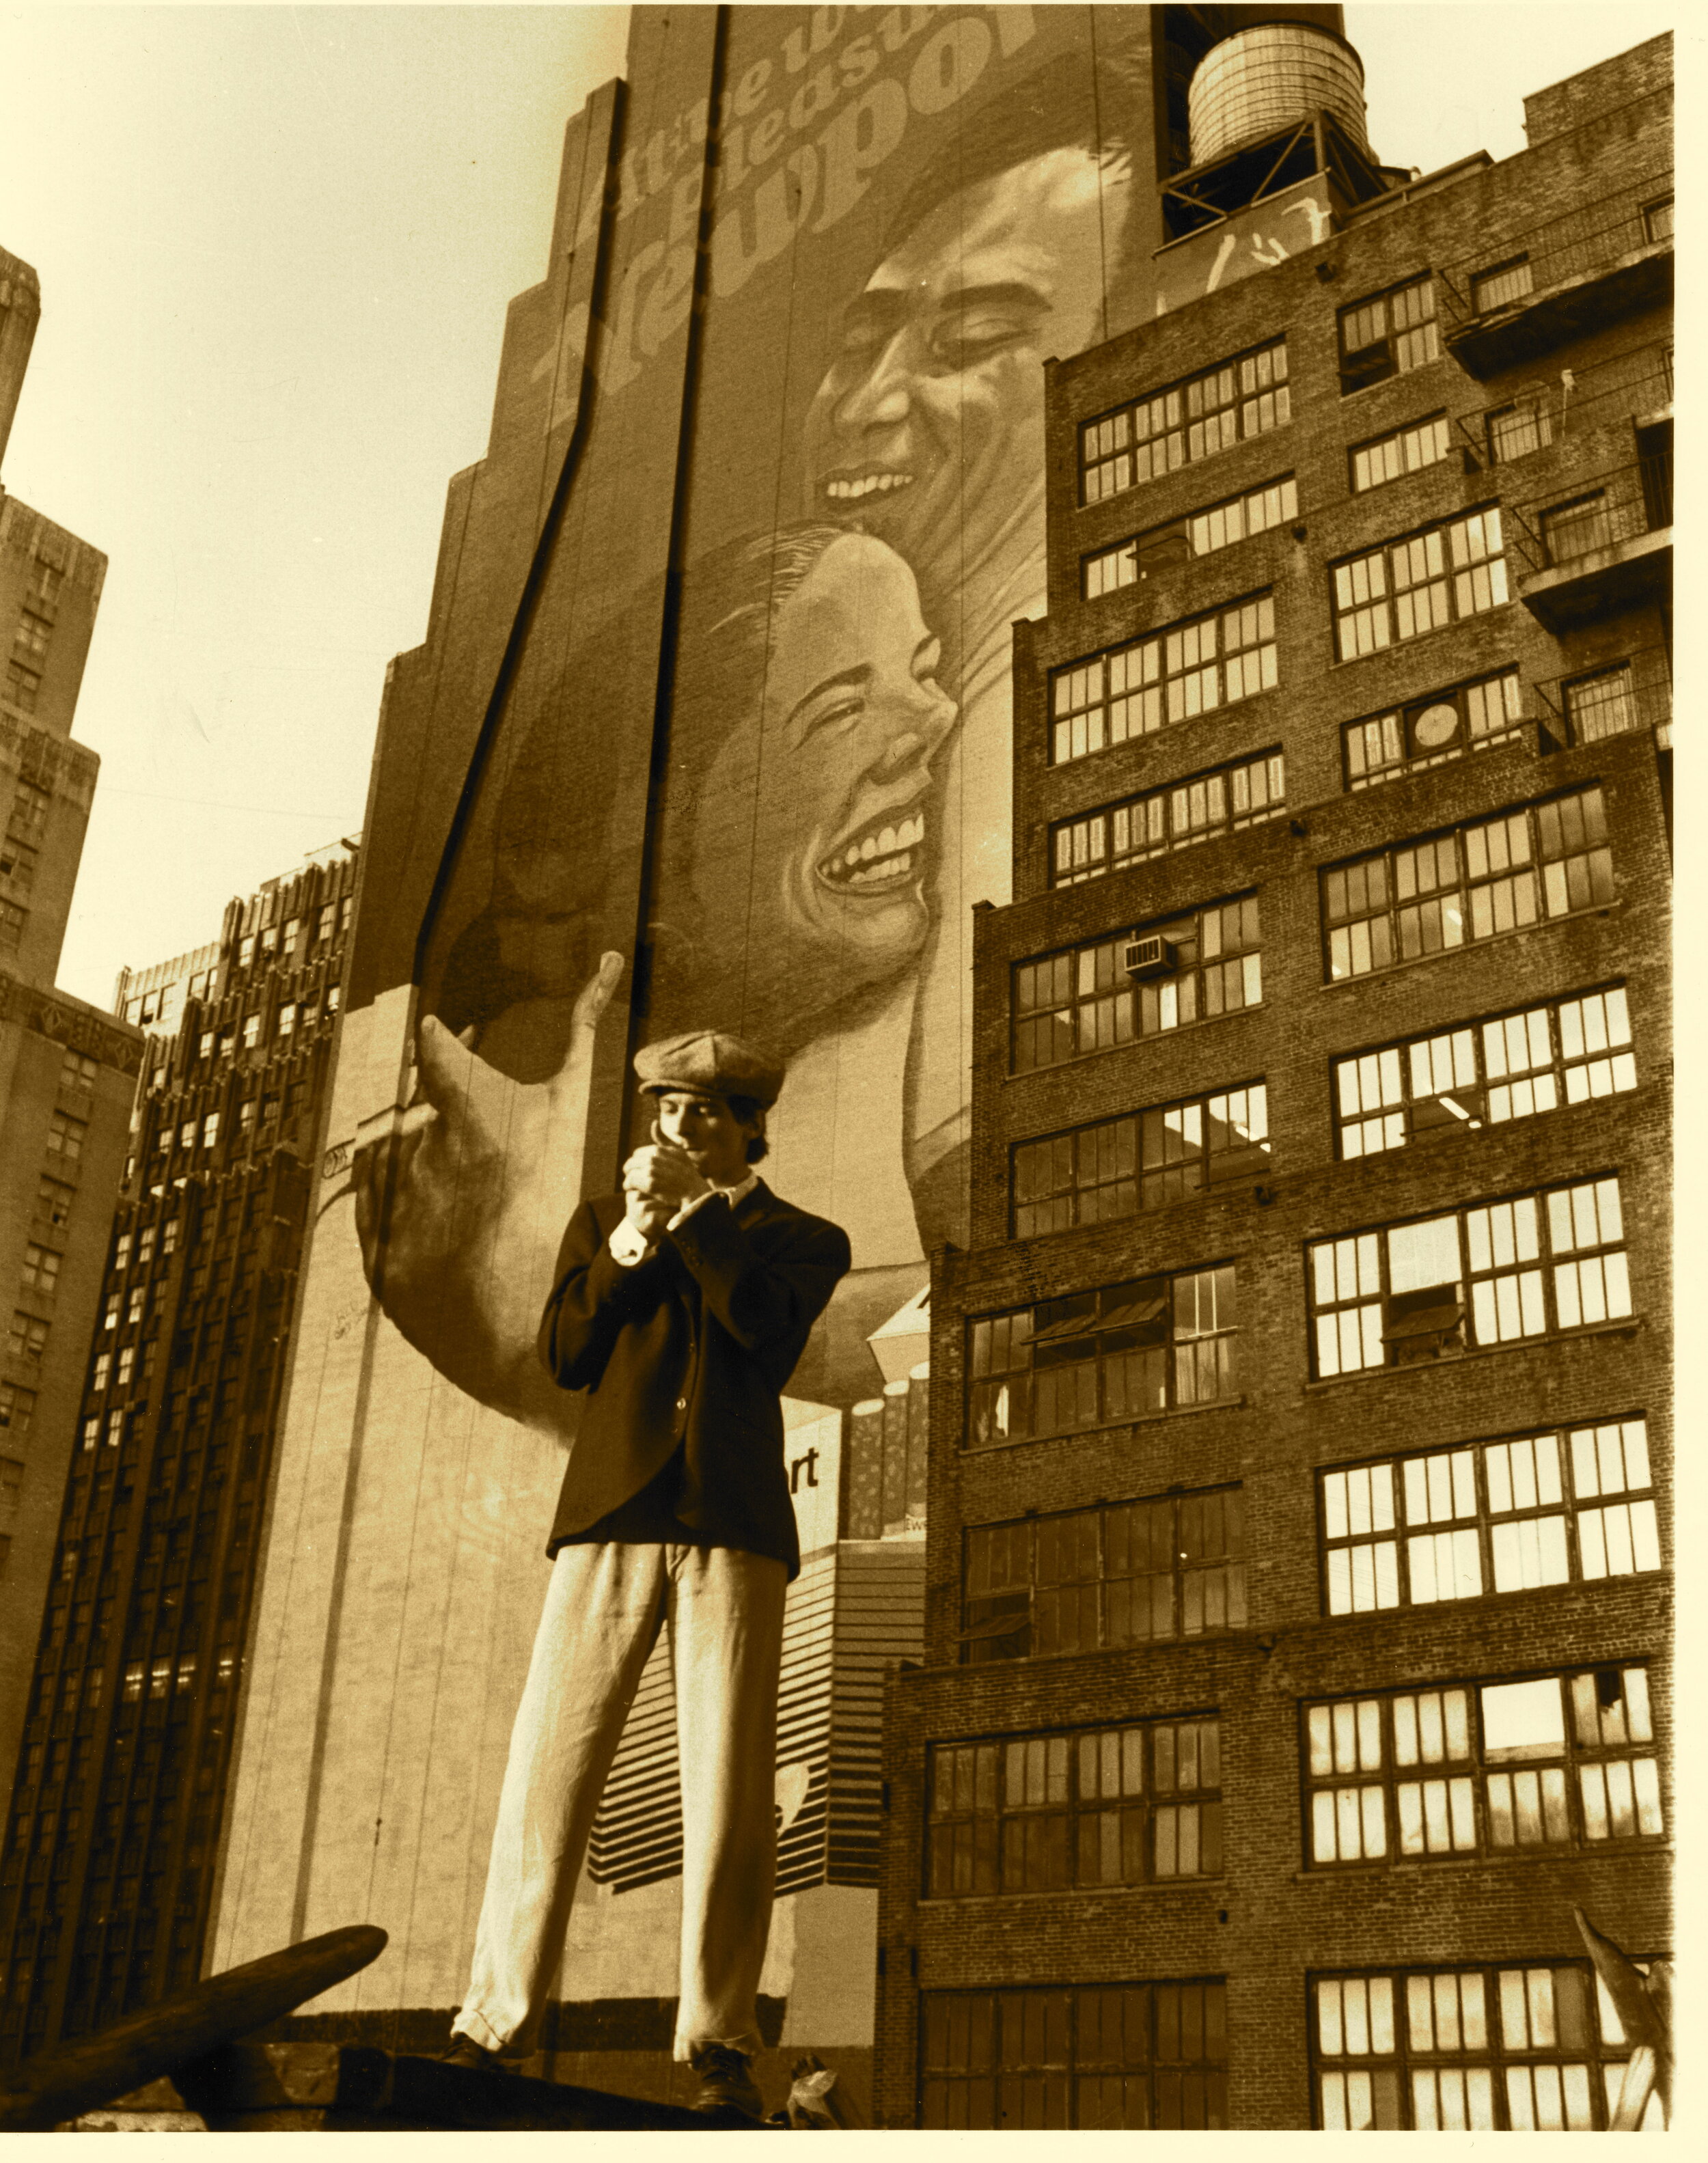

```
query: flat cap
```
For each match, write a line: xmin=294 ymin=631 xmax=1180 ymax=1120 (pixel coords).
xmin=634 ymin=1030 xmax=785 ymax=1108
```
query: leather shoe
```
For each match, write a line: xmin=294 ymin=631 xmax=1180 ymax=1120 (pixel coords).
xmin=687 ymin=2042 xmax=765 ymax=2117
xmin=438 ymin=2033 xmax=519 ymax=2074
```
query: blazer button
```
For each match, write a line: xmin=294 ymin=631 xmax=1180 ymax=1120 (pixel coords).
xmin=676 ymin=1398 xmax=687 ymax=1411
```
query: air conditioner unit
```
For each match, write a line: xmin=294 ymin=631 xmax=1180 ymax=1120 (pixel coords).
xmin=1122 ymin=935 xmax=1174 ymax=979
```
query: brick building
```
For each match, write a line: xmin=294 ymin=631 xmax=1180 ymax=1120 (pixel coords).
xmin=1 ymin=238 xmax=142 ymax=1793
xmin=0 ymin=842 xmax=357 ymax=2061
xmin=874 ymin=27 xmax=1670 ymax=2132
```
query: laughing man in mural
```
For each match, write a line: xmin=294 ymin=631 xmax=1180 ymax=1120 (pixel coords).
xmin=442 ymin=1029 xmax=851 ymax=2118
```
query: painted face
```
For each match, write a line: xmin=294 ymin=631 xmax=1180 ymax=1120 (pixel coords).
xmin=691 ymin=533 xmax=956 ymax=1034
xmin=803 ymin=147 xmax=1122 ymax=583
xmin=653 ymin=1090 xmax=757 ymax=1188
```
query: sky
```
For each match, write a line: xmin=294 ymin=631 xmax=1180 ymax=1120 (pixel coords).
xmin=0 ymin=1 xmax=1679 ymax=1011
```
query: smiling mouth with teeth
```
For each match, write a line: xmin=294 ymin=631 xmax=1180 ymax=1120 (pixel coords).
xmin=818 ymin=810 xmax=928 ymax=892
xmin=823 ymin=471 xmax=916 ymax=504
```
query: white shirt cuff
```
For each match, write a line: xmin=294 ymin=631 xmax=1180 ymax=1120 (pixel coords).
xmin=608 ymin=1219 xmax=655 ymax=1267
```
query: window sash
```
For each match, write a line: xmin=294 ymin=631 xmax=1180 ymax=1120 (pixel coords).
xmin=1084 ymin=477 xmax=1298 ymax=598
xmin=1049 ymin=594 xmax=1277 ymax=766
xmin=1351 ymin=415 xmax=1450 ymax=493
xmin=1323 ymin=786 xmax=1612 ymax=984
xmin=1343 ymin=670 xmax=1524 ymax=788
xmin=1081 ymin=336 xmax=1289 ymax=503
xmin=1014 ymin=1087 xmax=1269 ymax=1239
xmin=1334 ymin=986 xmax=1635 ymax=1160
xmin=1304 ymin=1666 xmax=1661 ymax=1872
xmin=1332 ymin=509 xmax=1507 ymax=659
xmin=1052 ymin=753 xmax=1285 ymax=887
xmin=1308 ymin=1176 xmax=1632 ymax=1381
xmin=1338 ymin=275 xmax=1438 ymax=385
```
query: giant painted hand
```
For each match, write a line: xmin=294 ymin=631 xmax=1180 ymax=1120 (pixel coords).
xmin=353 ymin=951 xmax=625 ymax=1431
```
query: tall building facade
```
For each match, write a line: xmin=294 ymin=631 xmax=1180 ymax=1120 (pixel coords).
xmin=874 ymin=29 xmax=1670 ymax=2130
xmin=0 ymin=238 xmax=140 ymax=1794
xmin=207 ymin=3 xmax=1365 ymax=2109
xmin=0 ymin=844 xmax=357 ymax=2062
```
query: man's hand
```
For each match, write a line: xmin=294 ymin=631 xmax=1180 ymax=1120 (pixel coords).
xmin=621 ymin=1140 xmax=714 ymax=1243
xmin=351 ymin=950 xmax=625 ymax=1421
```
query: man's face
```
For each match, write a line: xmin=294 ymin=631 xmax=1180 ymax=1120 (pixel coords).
xmin=804 ymin=146 xmax=1122 ymax=584
xmin=654 ymin=1090 xmax=757 ymax=1189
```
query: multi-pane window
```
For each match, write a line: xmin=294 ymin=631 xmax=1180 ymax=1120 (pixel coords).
xmin=1350 ymin=414 xmax=1450 ymax=493
xmin=970 ymin=1270 xmax=1239 ymax=1447
xmin=962 ymin=1488 xmax=1246 ymax=1664
xmin=20 ymin=1245 xmax=60 ymax=1295
xmin=1320 ymin=1416 xmax=1659 ymax=1616
xmin=1342 ymin=669 xmax=1522 ymax=789
xmin=60 ymin=1049 xmax=97 ymax=1092
xmin=1541 ymin=492 xmax=1610 ymax=564
xmin=1323 ymin=786 xmax=1614 ymax=982
xmin=1080 ymin=337 xmax=1289 ymax=504
xmin=0 ymin=1383 xmax=36 ymax=1439
xmin=1563 ymin=665 xmax=1640 ymax=744
xmin=1473 ymin=256 xmax=1534 ymax=313
xmin=1332 ymin=508 xmax=1506 ymax=659
xmin=8 ymin=1313 xmax=49 ymax=1361
xmin=926 ymin=1716 xmax=1222 ymax=1899
xmin=1013 ymin=897 xmax=1261 ymax=1072
xmin=1333 ymin=986 xmax=1636 ymax=1159
xmin=1308 ymin=1175 xmax=1633 ymax=1379
xmin=1304 ymin=1665 xmax=1662 ymax=1872
xmin=1643 ymin=195 xmax=1672 ymax=244
xmin=1013 ymin=1086 xmax=1268 ymax=1237
xmin=1487 ymin=396 xmax=1554 ymax=462
xmin=1051 ymin=753 xmax=1282 ymax=887
xmin=0 ymin=899 xmax=25 ymax=951
xmin=1083 ymin=476 xmax=1297 ymax=599
xmin=8 ymin=779 xmax=51 ymax=840
xmin=1049 ymin=594 xmax=1276 ymax=765
xmin=47 ymin=1111 xmax=86 ymax=1161
xmin=241 ymin=1012 xmax=260 ymax=1049
xmin=1314 ymin=1961 xmax=1655 ymax=2130
xmin=921 ymin=1981 xmax=1228 ymax=2131
xmin=1338 ymin=274 xmax=1438 ymax=391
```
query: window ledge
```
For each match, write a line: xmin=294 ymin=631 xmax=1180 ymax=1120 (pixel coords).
xmin=1320 ymin=1565 xmax=1667 ymax=1626
xmin=915 ymin=1879 xmax=1225 ymax=1912
xmin=1304 ymin=1317 xmax=1645 ymax=1392
xmin=963 ymin=1395 xmax=1248 ymax=1457
xmin=1319 ymin=896 xmax=1626 ymax=995
xmin=1291 ymin=1841 xmax=1671 ymax=1885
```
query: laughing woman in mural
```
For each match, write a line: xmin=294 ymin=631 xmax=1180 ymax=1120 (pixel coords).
xmin=353 ymin=521 xmax=956 ymax=1428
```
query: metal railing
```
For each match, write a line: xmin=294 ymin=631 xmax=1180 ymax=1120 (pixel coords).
xmin=1505 ymin=456 xmax=1671 ymax=578
xmin=1534 ymin=644 xmax=1671 ymax=752
xmin=1437 ymin=176 xmax=1672 ymax=333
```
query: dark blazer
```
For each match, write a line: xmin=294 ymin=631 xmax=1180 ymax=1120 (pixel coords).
xmin=538 ymin=1180 xmax=851 ymax=1580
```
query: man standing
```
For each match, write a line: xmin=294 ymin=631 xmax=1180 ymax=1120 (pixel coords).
xmin=444 ymin=1031 xmax=851 ymax=2117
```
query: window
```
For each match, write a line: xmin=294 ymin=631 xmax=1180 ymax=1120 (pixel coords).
xmin=8 ymin=1313 xmax=48 ymax=1362
xmin=1541 ymin=492 xmax=1611 ymax=564
xmin=12 ymin=614 xmax=49 ymax=662
xmin=327 ymin=982 xmax=341 ymax=1013
xmin=238 ymin=935 xmax=255 ymax=967
xmin=260 ymin=924 xmax=277 ymax=955
xmin=1323 ymin=786 xmax=1614 ymax=982
xmin=1308 ymin=1174 xmax=1633 ymax=1379
xmin=92 ymin=1351 xmax=111 ymax=1392
xmin=972 ymin=1269 xmax=1239 ymax=1447
xmin=1084 ymin=476 xmax=1297 ymax=598
xmin=1313 ymin=1960 xmax=1656 ymax=2130
xmin=178 ymin=1122 xmax=196 ymax=1151
xmin=1320 ymin=1416 xmax=1659 ymax=1616
xmin=0 ymin=899 xmax=25 ymax=952
xmin=316 ymin=902 xmax=335 ymax=941
xmin=0 ymin=1456 xmax=22 ymax=1506
xmin=1052 ymin=752 xmax=1284 ymax=885
xmin=126 ymin=1285 xmax=143 ymax=1324
xmin=1473 ymin=256 xmax=1534 ymax=313
xmin=1343 ymin=668 xmax=1522 ymax=790
xmin=1049 ymin=594 xmax=1276 ymax=767
xmin=198 ymin=1032 xmax=214 ymax=1060
xmin=1305 ymin=1664 xmax=1662 ymax=1874
xmin=81 ymin=1415 xmax=99 ymax=1452
xmin=962 ymin=1489 xmax=1245 ymax=1666
xmin=1643 ymin=195 xmax=1672 ymax=244
xmin=60 ymin=1049 xmax=97 ymax=1092
xmin=238 ymin=1099 xmax=256 ymax=1135
xmin=8 ymin=779 xmax=51 ymax=839
xmin=201 ymin=1112 xmax=219 ymax=1149
xmin=928 ymin=1717 xmax=1222 ymax=1900
xmin=1334 ymin=986 xmax=1636 ymax=1159
xmin=277 ymin=1004 xmax=295 ymax=1038
xmin=1562 ymin=665 xmax=1639 ymax=745
xmin=137 ymin=1226 xmax=154 ymax=1264
xmin=922 ymin=1981 xmax=1227 ymax=2130
xmin=47 ymin=1111 xmax=87 ymax=1161
xmin=5 ymin=661 xmax=41 ymax=712
xmin=1332 ymin=508 xmax=1506 ymax=659
xmin=1014 ymin=1086 xmax=1268 ymax=1238
xmin=115 ymin=1230 xmax=133 ymax=1269
xmin=1338 ymin=274 xmax=1437 ymax=391
xmin=339 ymin=894 xmax=353 ymax=932
xmin=123 ymin=1662 xmax=145 ymax=1703
xmin=241 ymin=1013 xmax=260 ymax=1049
xmin=161 ymin=1219 xmax=178 ymax=1255
xmin=300 ymin=997 xmax=320 ymax=1030
xmin=1080 ymin=336 xmax=1289 ymax=504
xmin=1487 ymin=396 xmax=1554 ymax=463
xmin=0 ymin=1384 xmax=36 ymax=1439
xmin=1014 ymin=898 xmax=1261 ymax=1073
xmin=20 ymin=1245 xmax=60 ymax=1295
xmin=283 ymin=916 xmax=301 ymax=950
xmin=1351 ymin=414 xmax=1450 ymax=493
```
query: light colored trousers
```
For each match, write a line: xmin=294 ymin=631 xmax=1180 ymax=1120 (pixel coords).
xmin=453 ymin=1539 xmax=788 ymax=2062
